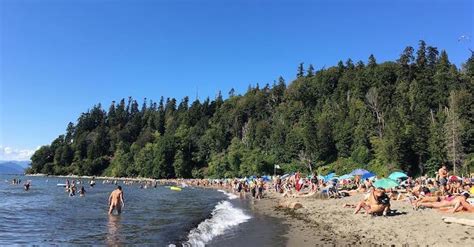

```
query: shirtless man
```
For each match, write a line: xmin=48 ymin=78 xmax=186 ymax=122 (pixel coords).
xmin=108 ymin=186 xmax=125 ymax=215
xmin=438 ymin=165 xmax=448 ymax=191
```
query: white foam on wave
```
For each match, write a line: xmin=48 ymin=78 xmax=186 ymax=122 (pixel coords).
xmin=184 ymin=200 xmax=251 ymax=247
xmin=217 ymin=189 xmax=238 ymax=199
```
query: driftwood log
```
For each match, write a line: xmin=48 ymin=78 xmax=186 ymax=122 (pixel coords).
xmin=442 ymin=217 xmax=474 ymax=226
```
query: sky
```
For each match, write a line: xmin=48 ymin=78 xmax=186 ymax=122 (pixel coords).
xmin=0 ymin=0 xmax=472 ymax=160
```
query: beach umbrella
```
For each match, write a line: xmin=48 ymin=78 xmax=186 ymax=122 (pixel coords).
xmin=361 ymin=172 xmax=376 ymax=180
xmin=373 ymin=178 xmax=399 ymax=189
xmin=324 ymin=173 xmax=336 ymax=181
xmin=339 ymin=174 xmax=354 ymax=180
xmin=350 ymin=169 xmax=370 ymax=176
xmin=280 ymin=174 xmax=290 ymax=180
xmin=388 ymin=171 xmax=408 ymax=181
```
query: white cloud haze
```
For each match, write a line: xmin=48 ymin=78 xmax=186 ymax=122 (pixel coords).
xmin=0 ymin=146 xmax=38 ymax=161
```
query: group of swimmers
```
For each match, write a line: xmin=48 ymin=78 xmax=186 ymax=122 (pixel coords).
xmin=64 ymin=179 xmax=86 ymax=197
xmin=10 ymin=178 xmax=32 ymax=191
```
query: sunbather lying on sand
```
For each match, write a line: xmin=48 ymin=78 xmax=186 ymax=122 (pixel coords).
xmin=340 ymin=185 xmax=367 ymax=196
xmin=416 ymin=193 xmax=470 ymax=210
xmin=411 ymin=195 xmax=449 ymax=208
xmin=437 ymin=193 xmax=473 ymax=213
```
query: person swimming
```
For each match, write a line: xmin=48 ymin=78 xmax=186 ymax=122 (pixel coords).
xmin=108 ymin=186 xmax=125 ymax=215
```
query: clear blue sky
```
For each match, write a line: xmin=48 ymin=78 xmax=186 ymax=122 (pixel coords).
xmin=0 ymin=0 xmax=472 ymax=160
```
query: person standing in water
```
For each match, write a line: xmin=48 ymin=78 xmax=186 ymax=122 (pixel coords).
xmin=24 ymin=181 xmax=31 ymax=191
xmin=108 ymin=186 xmax=125 ymax=215
xmin=80 ymin=186 xmax=86 ymax=197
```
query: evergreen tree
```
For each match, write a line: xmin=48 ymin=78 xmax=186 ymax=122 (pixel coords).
xmin=297 ymin=62 xmax=304 ymax=78
xmin=28 ymin=42 xmax=473 ymax=178
xmin=307 ymin=64 xmax=315 ymax=77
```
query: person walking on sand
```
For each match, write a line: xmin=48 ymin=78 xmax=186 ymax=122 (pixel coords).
xmin=108 ymin=186 xmax=125 ymax=215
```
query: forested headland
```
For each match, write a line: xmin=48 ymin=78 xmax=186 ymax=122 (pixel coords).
xmin=27 ymin=41 xmax=474 ymax=178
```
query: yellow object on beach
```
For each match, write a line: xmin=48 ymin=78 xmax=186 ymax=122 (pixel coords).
xmin=170 ymin=186 xmax=182 ymax=191
xmin=470 ymin=186 xmax=474 ymax=194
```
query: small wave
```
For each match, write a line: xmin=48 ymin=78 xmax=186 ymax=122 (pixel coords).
xmin=217 ymin=189 xmax=238 ymax=199
xmin=184 ymin=200 xmax=251 ymax=247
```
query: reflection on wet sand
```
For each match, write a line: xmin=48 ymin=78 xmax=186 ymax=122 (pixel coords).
xmin=107 ymin=215 xmax=124 ymax=245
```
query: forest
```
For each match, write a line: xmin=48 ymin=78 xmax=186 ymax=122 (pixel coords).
xmin=27 ymin=41 xmax=474 ymax=178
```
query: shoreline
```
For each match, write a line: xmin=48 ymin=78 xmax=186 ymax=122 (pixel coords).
xmin=25 ymin=173 xmax=160 ymax=183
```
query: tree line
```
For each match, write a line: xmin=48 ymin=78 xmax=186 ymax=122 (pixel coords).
xmin=28 ymin=41 xmax=474 ymax=178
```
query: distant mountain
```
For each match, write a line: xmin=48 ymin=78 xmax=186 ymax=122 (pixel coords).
xmin=0 ymin=161 xmax=29 ymax=174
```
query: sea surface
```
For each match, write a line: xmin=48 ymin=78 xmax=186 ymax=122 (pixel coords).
xmin=0 ymin=175 xmax=286 ymax=246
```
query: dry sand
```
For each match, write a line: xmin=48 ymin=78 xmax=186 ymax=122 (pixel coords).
xmin=251 ymin=191 xmax=474 ymax=246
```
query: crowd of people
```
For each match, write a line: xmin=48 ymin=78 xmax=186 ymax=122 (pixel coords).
xmin=167 ymin=165 xmax=473 ymax=217
xmin=9 ymin=164 xmax=473 ymax=218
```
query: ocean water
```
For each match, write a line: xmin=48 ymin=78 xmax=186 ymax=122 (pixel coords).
xmin=0 ymin=175 xmax=286 ymax=246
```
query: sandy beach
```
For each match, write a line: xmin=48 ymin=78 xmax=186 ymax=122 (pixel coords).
xmin=251 ymin=191 xmax=474 ymax=246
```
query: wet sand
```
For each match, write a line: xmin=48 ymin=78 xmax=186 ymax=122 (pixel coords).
xmin=252 ymin=191 xmax=474 ymax=246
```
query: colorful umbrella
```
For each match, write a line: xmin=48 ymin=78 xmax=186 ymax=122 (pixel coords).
xmin=362 ymin=172 xmax=376 ymax=180
xmin=323 ymin=172 xmax=336 ymax=181
xmin=350 ymin=169 xmax=370 ymax=176
xmin=388 ymin=171 xmax=408 ymax=180
xmin=373 ymin=178 xmax=399 ymax=189
xmin=339 ymin=174 xmax=354 ymax=180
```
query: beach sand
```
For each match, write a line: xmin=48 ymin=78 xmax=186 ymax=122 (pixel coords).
xmin=251 ymin=191 xmax=474 ymax=246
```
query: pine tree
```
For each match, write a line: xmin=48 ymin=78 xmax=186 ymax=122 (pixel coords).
xmin=297 ymin=62 xmax=304 ymax=78
xmin=368 ymin=54 xmax=377 ymax=68
xmin=307 ymin=64 xmax=315 ymax=77
xmin=444 ymin=92 xmax=464 ymax=175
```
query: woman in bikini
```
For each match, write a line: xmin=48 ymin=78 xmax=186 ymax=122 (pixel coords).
xmin=416 ymin=194 xmax=468 ymax=209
